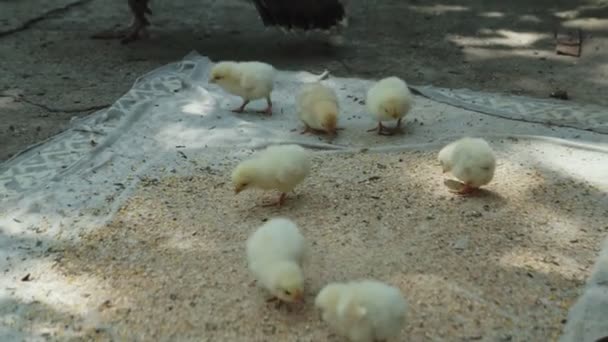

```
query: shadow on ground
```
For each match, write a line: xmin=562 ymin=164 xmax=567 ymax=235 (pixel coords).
xmin=38 ymin=148 xmax=607 ymax=341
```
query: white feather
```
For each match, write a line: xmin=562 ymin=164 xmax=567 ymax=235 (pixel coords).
xmin=315 ymin=280 xmax=408 ymax=342
xmin=296 ymin=82 xmax=340 ymax=133
xmin=246 ymin=218 xmax=307 ymax=301
xmin=209 ymin=61 xmax=275 ymax=101
xmin=366 ymin=76 xmax=414 ymax=123
xmin=438 ymin=137 xmax=496 ymax=188
xmin=232 ymin=144 xmax=311 ymax=194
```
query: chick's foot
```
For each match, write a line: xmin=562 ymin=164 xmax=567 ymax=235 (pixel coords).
xmin=367 ymin=122 xmax=396 ymax=136
xmin=300 ymin=126 xmax=313 ymax=134
xmin=455 ymin=184 xmax=476 ymax=195
xmin=257 ymin=106 xmax=273 ymax=116
xmin=232 ymin=100 xmax=250 ymax=113
xmin=257 ymin=98 xmax=273 ymax=116
xmin=262 ymin=193 xmax=287 ymax=207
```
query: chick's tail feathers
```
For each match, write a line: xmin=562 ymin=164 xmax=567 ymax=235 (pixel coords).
xmin=250 ymin=0 xmax=347 ymax=31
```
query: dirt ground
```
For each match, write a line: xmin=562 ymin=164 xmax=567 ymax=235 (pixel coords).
xmin=45 ymin=150 xmax=606 ymax=341
xmin=1 ymin=0 xmax=607 ymax=162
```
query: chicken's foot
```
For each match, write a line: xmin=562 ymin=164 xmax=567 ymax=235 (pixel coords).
xmin=367 ymin=122 xmax=396 ymax=136
xmin=256 ymin=97 xmax=273 ymax=116
xmin=232 ymin=99 xmax=250 ymax=113
xmin=261 ymin=192 xmax=287 ymax=207
xmin=454 ymin=183 xmax=476 ymax=195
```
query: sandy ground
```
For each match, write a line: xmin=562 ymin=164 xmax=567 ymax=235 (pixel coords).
xmin=36 ymin=149 xmax=605 ymax=341
xmin=2 ymin=0 xmax=608 ymax=161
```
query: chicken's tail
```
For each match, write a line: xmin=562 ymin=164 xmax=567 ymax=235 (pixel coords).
xmin=250 ymin=0 xmax=347 ymax=31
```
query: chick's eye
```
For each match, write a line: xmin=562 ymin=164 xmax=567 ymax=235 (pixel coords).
xmin=284 ymin=290 xmax=291 ymax=295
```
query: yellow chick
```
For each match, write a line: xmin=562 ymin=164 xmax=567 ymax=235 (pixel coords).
xmin=246 ymin=217 xmax=307 ymax=303
xmin=296 ymin=82 xmax=340 ymax=136
xmin=232 ymin=144 xmax=311 ymax=207
xmin=315 ymin=280 xmax=408 ymax=342
xmin=438 ymin=137 xmax=497 ymax=195
xmin=208 ymin=61 xmax=276 ymax=115
xmin=366 ymin=76 xmax=414 ymax=135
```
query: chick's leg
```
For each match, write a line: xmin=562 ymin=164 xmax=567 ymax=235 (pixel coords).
xmin=367 ymin=122 xmax=384 ymax=133
xmin=368 ymin=122 xmax=395 ymax=136
xmin=256 ymin=96 xmax=273 ymax=116
xmin=456 ymin=183 xmax=476 ymax=195
xmin=232 ymin=99 xmax=250 ymax=113
xmin=277 ymin=192 xmax=287 ymax=206
xmin=91 ymin=0 xmax=151 ymax=44
xmin=260 ymin=193 xmax=287 ymax=208
xmin=300 ymin=125 xmax=312 ymax=134
xmin=394 ymin=117 xmax=403 ymax=132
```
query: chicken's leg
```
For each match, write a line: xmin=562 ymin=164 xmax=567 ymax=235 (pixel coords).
xmin=277 ymin=192 xmax=287 ymax=206
xmin=256 ymin=96 xmax=273 ymax=116
xmin=300 ymin=125 xmax=312 ymax=134
xmin=232 ymin=99 xmax=250 ymax=113
xmin=455 ymin=183 xmax=475 ymax=195
xmin=262 ymin=192 xmax=287 ymax=207
xmin=91 ymin=0 xmax=151 ymax=44
xmin=367 ymin=122 xmax=395 ymax=136
xmin=265 ymin=296 xmax=287 ymax=309
xmin=385 ymin=117 xmax=405 ymax=135
xmin=367 ymin=122 xmax=383 ymax=133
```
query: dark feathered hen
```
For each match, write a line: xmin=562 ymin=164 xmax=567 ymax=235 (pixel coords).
xmin=92 ymin=0 xmax=346 ymax=44
xmin=251 ymin=0 xmax=346 ymax=31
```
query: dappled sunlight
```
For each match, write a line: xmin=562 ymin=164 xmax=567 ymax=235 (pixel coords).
xmin=180 ymin=99 xmax=216 ymax=116
xmin=499 ymin=249 xmax=587 ymax=281
xmin=154 ymin=113 xmax=282 ymax=152
xmin=554 ymin=3 xmax=608 ymax=20
xmin=178 ymin=84 xmax=219 ymax=116
xmin=515 ymin=140 xmax=608 ymax=189
xmin=155 ymin=121 xmax=250 ymax=150
xmin=462 ymin=47 xmax=553 ymax=61
xmin=518 ymin=14 xmax=542 ymax=23
xmin=407 ymin=4 xmax=469 ymax=15
xmin=479 ymin=11 xmax=504 ymax=19
xmin=37 ymin=147 xmax=605 ymax=339
xmin=0 ymin=95 xmax=21 ymax=110
xmin=562 ymin=18 xmax=608 ymax=30
xmin=0 ymin=258 xmax=117 ymax=339
xmin=393 ymin=273 xmax=516 ymax=317
xmin=449 ymin=29 xmax=550 ymax=48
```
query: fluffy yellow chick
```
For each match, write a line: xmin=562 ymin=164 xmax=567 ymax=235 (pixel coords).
xmin=438 ymin=137 xmax=497 ymax=195
xmin=296 ymin=82 xmax=340 ymax=136
xmin=366 ymin=76 xmax=414 ymax=135
xmin=232 ymin=144 xmax=311 ymax=207
xmin=208 ymin=61 xmax=276 ymax=115
xmin=246 ymin=217 xmax=307 ymax=303
xmin=315 ymin=280 xmax=408 ymax=342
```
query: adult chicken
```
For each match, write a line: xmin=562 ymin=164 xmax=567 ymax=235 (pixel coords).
xmin=92 ymin=0 xmax=347 ymax=44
